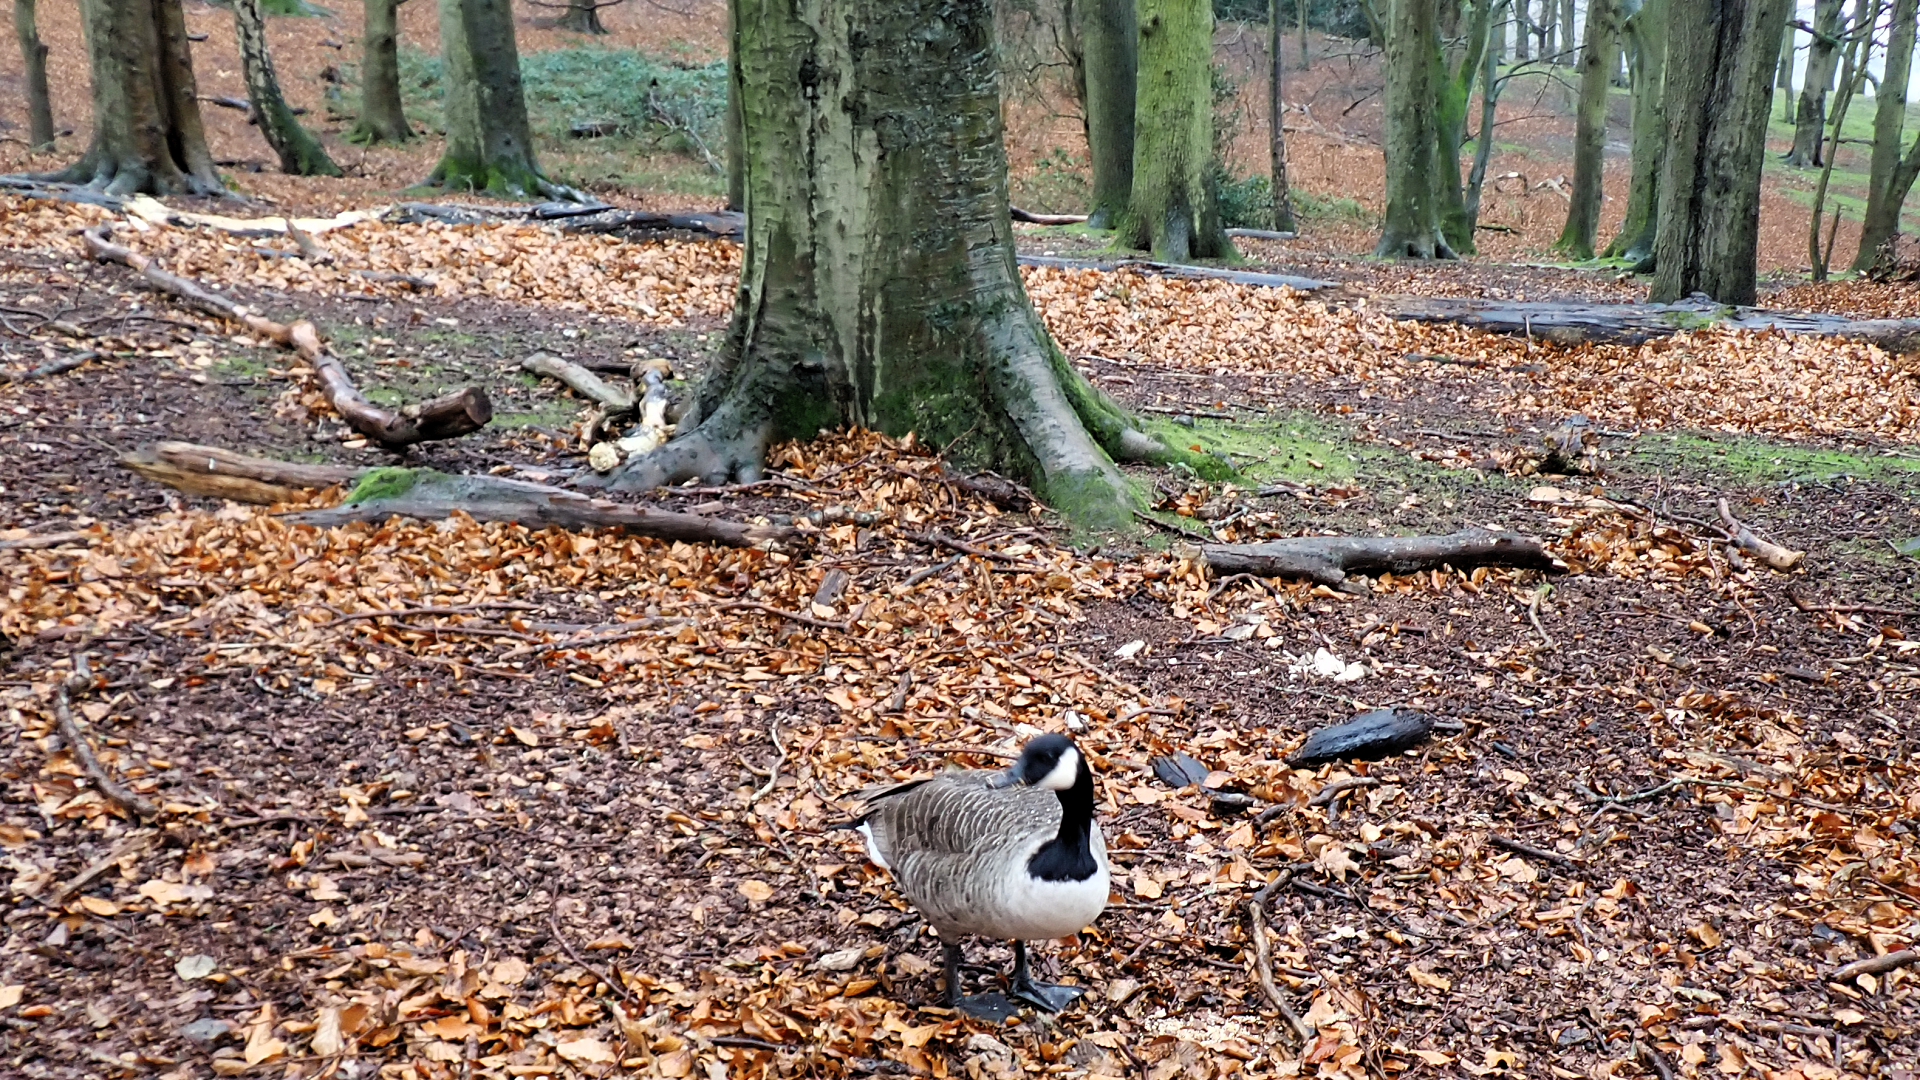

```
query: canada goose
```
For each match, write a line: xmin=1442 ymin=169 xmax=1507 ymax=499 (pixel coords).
xmin=845 ymin=733 xmax=1109 ymax=1017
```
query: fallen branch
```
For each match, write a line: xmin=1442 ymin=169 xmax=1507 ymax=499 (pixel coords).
xmin=0 ymin=530 xmax=96 ymax=551
xmin=1787 ymin=586 xmax=1920 ymax=619
xmin=1383 ymin=292 xmax=1920 ymax=351
xmin=46 ymin=831 xmax=159 ymax=907
xmin=54 ymin=661 xmax=158 ymax=820
xmin=1307 ymin=776 xmax=1381 ymax=809
xmin=121 ymin=441 xmax=361 ymax=504
xmin=720 ymin=601 xmax=855 ymax=632
xmin=1716 ymin=499 xmax=1804 ymax=571
xmin=1246 ymin=869 xmax=1313 ymax=1044
xmin=1225 ymin=227 xmax=1298 ymax=241
xmin=1010 ymin=206 xmax=1088 ymax=225
xmin=911 ymin=531 xmax=1049 ymax=571
xmin=1829 ymin=949 xmax=1918 ymax=982
xmin=1488 ymin=833 xmax=1580 ymax=870
xmin=82 ymin=225 xmax=490 ymax=448
xmin=1202 ymin=529 xmax=1561 ymax=590
xmin=749 ymin=725 xmax=787 ymax=804
xmin=522 ymin=351 xmax=634 ymax=411
xmin=284 ymin=469 xmax=795 ymax=547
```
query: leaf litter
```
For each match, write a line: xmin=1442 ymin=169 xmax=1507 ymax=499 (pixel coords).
xmin=0 ymin=193 xmax=1916 ymax=1079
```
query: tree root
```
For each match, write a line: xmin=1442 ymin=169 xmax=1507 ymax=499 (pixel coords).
xmin=1203 ymin=529 xmax=1561 ymax=591
xmin=594 ymin=409 xmax=772 ymax=490
xmin=81 ymin=225 xmax=491 ymax=448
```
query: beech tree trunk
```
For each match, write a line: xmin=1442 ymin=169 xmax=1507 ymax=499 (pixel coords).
xmin=1852 ymin=0 xmax=1920 ymax=271
xmin=13 ymin=0 xmax=53 ymax=150
xmin=1514 ymin=0 xmax=1529 ymax=58
xmin=596 ymin=0 xmax=1180 ymax=529
xmin=232 ymin=0 xmax=342 ymax=175
xmin=556 ymin=0 xmax=609 ymax=33
xmin=1434 ymin=0 xmax=1493 ymax=253
xmin=1124 ymin=0 xmax=1229 ymax=260
xmin=1774 ymin=7 xmax=1794 ymax=120
xmin=1604 ymin=0 xmax=1665 ymax=262
xmin=1649 ymin=0 xmax=1790 ymax=305
xmin=1269 ymin=0 xmax=1296 ymax=231
xmin=50 ymin=0 xmax=221 ymax=195
xmin=349 ymin=0 xmax=412 ymax=143
xmin=1786 ymin=0 xmax=1842 ymax=166
xmin=1558 ymin=0 xmax=1574 ymax=61
xmin=1556 ymin=0 xmax=1615 ymax=257
xmin=1079 ymin=0 xmax=1137 ymax=228
xmin=725 ymin=0 xmax=744 ymax=210
xmin=1375 ymin=0 xmax=1456 ymax=258
xmin=426 ymin=0 xmax=571 ymax=197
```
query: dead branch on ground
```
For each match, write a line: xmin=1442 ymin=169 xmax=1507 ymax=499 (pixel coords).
xmin=1202 ymin=529 xmax=1561 ymax=591
xmin=1829 ymin=949 xmax=1918 ymax=982
xmin=1010 ymin=206 xmax=1088 ymax=225
xmin=120 ymin=441 xmax=361 ymax=504
xmin=1488 ymin=832 xmax=1581 ymax=871
xmin=1246 ymin=869 xmax=1312 ymax=1044
xmin=1716 ymin=499 xmax=1804 ymax=571
xmin=1787 ymin=586 xmax=1920 ymax=619
xmin=522 ymin=351 xmax=635 ymax=411
xmin=54 ymin=659 xmax=158 ymax=820
xmin=0 ymin=530 xmax=96 ymax=551
xmin=82 ymin=224 xmax=491 ymax=448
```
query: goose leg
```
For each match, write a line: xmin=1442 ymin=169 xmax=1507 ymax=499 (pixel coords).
xmin=944 ymin=941 xmax=1018 ymax=1021
xmin=1007 ymin=940 xmax=1088 ymax=1013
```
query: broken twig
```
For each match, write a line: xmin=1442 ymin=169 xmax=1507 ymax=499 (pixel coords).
xmin=54 ymin=660 xmax=158 ymax=819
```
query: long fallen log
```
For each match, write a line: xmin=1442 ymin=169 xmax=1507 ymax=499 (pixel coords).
xmin=82 ymin=225 xmax=491 ymax=448
xmin=1379 ymin=294 xmax=1920 ymax=351
xmin=284 ymin=468 xmax=795 ymax=546
xmin=1018 ymin=254 xmax=1337 ymax=293
xmin=120 ymin=441 xmax=362 ymax=504
xmin=1202 ymin=529 xmax=1561 ymax=590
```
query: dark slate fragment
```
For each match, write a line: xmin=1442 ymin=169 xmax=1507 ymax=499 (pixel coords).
xmin=1286 ymin=708 xmax=1434 ymax=766
xmin=1151 ymin=752 xmax=1210 ymax=789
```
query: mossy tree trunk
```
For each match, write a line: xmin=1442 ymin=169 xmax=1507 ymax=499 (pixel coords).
xmin=1649 ymin=0 xmax=1790 ymax=305
xmin=1603 ymin=0 xmax=1665 ymax=261
xmin=1852 ymin=0 xmax=1920 ymax=270
xmin=349 ymin=0 xmax=411 ymax=143
xmin=599 ymin=0 xmax=1179 ymax=529
xmin=426 ymin=0 xmax=575 ymax=198
xmin=1078 ymin=0 xmax=1136 ymax=228
xmin=232 ymin=0 xmax=342 ymax=175
xmin=555 ymin=0 xmax=610 ymax=33
xmin=51 ymin=0 xmax=221 ymax=194
xmin=1123 ymin=0 xmax=1230 ymax=261
xmin=1434 ymin=0 xmax=1493 ymax=253
xmin=13 ymin=0 xmax=53 ymax=150
xmin=1555 ymin=0 xmax=1615 ymax=257
xmin=1785 ymin=0 xmax=1842 ymax=166
xmin=1376 ymin=0 xmax=1455 ymax=258
xmin=1268 ymin=0 xmax=1296 ymax=231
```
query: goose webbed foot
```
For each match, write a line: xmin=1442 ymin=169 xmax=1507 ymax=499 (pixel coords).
xmin=943 ymin=941 xmax=1020 ymax=1021
xmin=1008 ymin=940 xmax=1088 ymax=1014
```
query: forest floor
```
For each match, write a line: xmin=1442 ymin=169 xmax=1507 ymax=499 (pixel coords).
xmin=0 ymin=181 xmax=1917 ymax=1080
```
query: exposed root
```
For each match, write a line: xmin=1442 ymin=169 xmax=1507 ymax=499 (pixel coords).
xmin=595 ymin=411 xmax=773 ymax=491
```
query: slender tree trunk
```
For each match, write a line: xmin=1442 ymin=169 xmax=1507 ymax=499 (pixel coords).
xmin=1298 ymin=0 xmax=1309 ymax=67
xmin=232 ymin=0 xmax=342 ymax=175
xmin=1556 ymin=0 xmax=1615 ymax=256
xmin=1376 ymin=0 xmax=1456 ymax=257
xmin=1559 ymin=0 xmax=1575 ymax=61
xmin=1604 ymin=0 xmax=1665 ymax=261
xmin=1463 ymin=0 xmax=1507 ymax=231
xmin=1650 ymin=0 xmax=1791 ymax=304
xmin=49 ymin=0 xmax=221 ymax=195
xmin=1436 ymin=0 xmax=1494 ymax=252
xmin=13 ymin=0 xmax=53 ymax=149
xmin=1269 ymin=0 xmax=1297 ymax=231
xmin=1514 ymin=0 xmax=1530 ymax=58
xmin=1775 ymin=8 xmax=1795 ymax=121
xmin=350 ymin=0 xmax=411 ymax=143
xmin=1786 ymin=0 xmax=1843 ymax=165
xmin=1853 ymin=0 xmax=1920 ymax=269
xmin=1542 ymin=0 xmax=1556 ymax=56
xmin=555 ymin=0 xmax=608 ymax=32
xmin=1079 ymin=0 xmax=1137 ymax=227
xmin=1809 ymin=0 xmax=1875 ymax=279
xmin=599 ymin=0 xmax=1178 ymax=528
xmin=1124 ymin=0 xmax=1230 ymax=260
xmin=427 ymin=0 xmax=573 ymax=197
xmin=725 ymin=0 xmax=743 ymax=210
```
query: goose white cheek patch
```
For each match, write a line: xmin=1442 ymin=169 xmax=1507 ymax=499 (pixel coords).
xmin=1038 ymin=749 xmax=1080 ymax=792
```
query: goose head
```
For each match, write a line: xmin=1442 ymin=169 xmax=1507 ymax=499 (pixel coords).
xmin=989 ymin=733 xmax=1086 ymax=792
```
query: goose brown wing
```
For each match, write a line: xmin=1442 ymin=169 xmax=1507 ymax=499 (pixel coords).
xmin=860 ymin=771 xmax=1061 ymax=861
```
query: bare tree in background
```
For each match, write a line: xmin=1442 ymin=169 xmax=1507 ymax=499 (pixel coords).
xmin=233 ymin=0 xmax=343 ymax=175
xmin=350 ymin=0 xmax=413 ymax=143
xmin=13 ymin=0 xmax=53 ymax=150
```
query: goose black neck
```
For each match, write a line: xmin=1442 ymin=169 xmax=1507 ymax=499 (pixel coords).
xmin=1027 ymin=762 xmax=1099 ymax=883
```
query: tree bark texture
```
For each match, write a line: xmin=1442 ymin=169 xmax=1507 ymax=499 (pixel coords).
xmin=725 ymin=0 xmax=744 ymax=210
xmin=1786 ymin=0 xmax=1842 ymax=166
xmin=1649 ymin=0 xmax=1790 ymax=305
xmin=53 ymin=0 xmax=221 ymax=194
xmin=1079 ymin=0 xmax=1137 ymax=228
xmin=1605 ymin=0 xmax=1665 ymax=261
xmin=1514 ymin=0 xmax=1529 ymax=58
xmin=1774 ymin=5 xmax=1794 ymax=120
xmin=13 ymin=0 xmax=53 ymax=149
xmin=1556 ymin=0 xmax=1615 ymax=257
xmin=1432 ymin=0 xmax=1493 ymax=253
xmin=1558 ymin=0 xmax=1575 ymax=61
xmin=232 ymin=0 xmax=342 ymax=176
xmin=556 ymin=0 xmax=609 ymax=32
xmin=427 ymin=0 xmax=559 ymax=196
xmin=1202 ymin=530 xmax=1559 ymax=589
xmin=1542 ymin=0 xmax=1555 ymax=55
xmin=349 ymin=0 xmax=412 ymax=143
xmin=1125 ymin=0 xmax=1228 ymax=260
xmin=1268 ymin=0 xmax=1297 ymax=232
xmin=1852 ymin=0 xmax=1920 ymax=271
xmin=598 ymin=0 xmax=1174 ymax=529
xmin=1375 ymin=0 xmax=1456 ymax=257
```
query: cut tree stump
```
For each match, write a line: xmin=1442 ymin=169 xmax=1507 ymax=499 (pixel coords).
xmin=285 ymin=469 xmax=795 ymax=547
xmin=82 ymin=225 xmax=491 ymax=448
xmin=1202 ymin=529 xmax=1561 ymax=590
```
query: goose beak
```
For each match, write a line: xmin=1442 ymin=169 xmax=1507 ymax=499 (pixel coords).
xmin=986 ymin=767 xmax=1025 ymax=790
